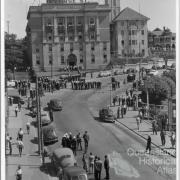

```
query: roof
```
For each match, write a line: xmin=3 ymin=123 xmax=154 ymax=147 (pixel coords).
xmin=113 ymin=7 xmax=149 ymax=22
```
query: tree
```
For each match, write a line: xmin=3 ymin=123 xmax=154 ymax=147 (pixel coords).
xmin=140 ymin=76 xmax=170 ymax=105
xmin=163 ymin=70 xmax=176 ymax=83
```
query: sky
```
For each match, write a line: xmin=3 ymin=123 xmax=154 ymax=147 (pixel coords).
xmin=4 ymin=0 xmax=177 ymax=38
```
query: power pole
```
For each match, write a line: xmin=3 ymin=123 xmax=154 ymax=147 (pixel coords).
xmin=7 ymin=20 xmax=10 ymax=37
xmin=36 ymin=77 xmax=41 ymax=155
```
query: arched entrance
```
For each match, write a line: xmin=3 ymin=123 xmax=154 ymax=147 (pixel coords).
xmin=67 ymin=53 xmax=77 ymax=67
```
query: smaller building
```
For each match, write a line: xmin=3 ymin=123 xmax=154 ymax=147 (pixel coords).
xmin=110 ymin=7 xmax=150 ymax=59
xmin=148 ymin=27 xmax=176 ymax=52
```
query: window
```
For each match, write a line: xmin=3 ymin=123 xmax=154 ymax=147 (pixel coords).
xmin=113 ymin=0 xmax=116 ymax=6
xmin=141 ymin=30 xmax=144 ymax=35
xmin=49 ymin=55 xmax=53 ymax=64
xmin=48 ymin=35 xmax=52 ymax=41
xmin=121 ymin=40 xmax=124 ymax=46
xmin=121 ymin=21 xmax=124 ymax=26
xmin=91 ymin=54 xmax=95 ymax=64
xmin=61 ymin=56 xmax=65 ymax=64
xmin=128 ymin=30 xmax=131 ymax=35
xmin=141 ymin=21 xmax=144 ymax=26
xmin=78 ymin=35 xmax=82 ymax=41
xmin=60 ymin=36 xmax=65 ymax=41
xmin=129 ymin=40 xmax=131 ymax=45
xmin=79 ymin=44 xmax=83 ymax=51
xmin=70 ymin=43 xmax=73 ymax=52
xmin=103 ymin=42 xmax=107 ymax=51
xmin=103 ymin=54 xmax=107 ymax=63
xmin=49 ymin=44 xmax=52 ymax=52
xmin=68 ymin=34 xmax=74 ymax=41
xmin=36 ymin=55 xmax=40 ymax=65
xmin=132 ymin=30 xmax=137 ymax=35
xmin=89 ymin=17 xmax=95 ymax=25
xmin=80 ymin=56 xmax=83 ymax=63
xmin=142 ymin=49 xmax=145 ymax=55
xmin=91 ymin=43 xmax=95 ymax=51
xmin=36 ymin=48 xmax=39 ymax=53
xmin=60 ymin=44 xmax=64 ymax=52
xmin=90 ymin=32 xmax=96 ymax=40
xmin=121 ymin=30 xmax=124 ymax=36
xmin=142 ymin=40 xmax=144 ymax=45
xmin=132 ymin=40 xmax=136 ymax=45
xmin=172 ymin=37 xmax=175 ymax=40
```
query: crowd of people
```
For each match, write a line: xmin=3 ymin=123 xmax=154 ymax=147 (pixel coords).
xmin=71 ymin=80 xmax=102 ymax=90
xmin=61 ymin=131 xmax=110 ymax=179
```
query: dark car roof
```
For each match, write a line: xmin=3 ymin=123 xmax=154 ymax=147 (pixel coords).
xmin=63 ymin=166 xmax=86 ymax=177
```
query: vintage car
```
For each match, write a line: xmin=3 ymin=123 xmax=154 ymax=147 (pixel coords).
xmin=99 ymin=107 xmax=116 ymax=123
xmin=42 ymin=124 xmax=58 ymax=146
xmin=50 ymin=148 xmax=88 ymax=180
xmin=127 ymin=73 xmax=136 ymax=82
xmin=49 ymin=99 xmax=63 ymax=111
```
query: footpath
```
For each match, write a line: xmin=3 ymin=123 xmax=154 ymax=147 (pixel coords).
xmin=110 ymin=106 xmax=176 ymax=157
xmin=6 ymin=88 xmax=52 ymax=180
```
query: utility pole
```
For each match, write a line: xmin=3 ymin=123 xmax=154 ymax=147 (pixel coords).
xmin=36 ymin=77 xmax=41 ymax=155
xmin=7 ymin=20 xmax=10 ymax=38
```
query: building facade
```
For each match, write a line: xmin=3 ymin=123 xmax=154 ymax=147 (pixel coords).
xmin=26 ymin=0 xmax=111 ymax=71
xmin=110 ymin=7 xmax=149 ymax=58
xmin=148 ymin=27 xmax=176 ymax=51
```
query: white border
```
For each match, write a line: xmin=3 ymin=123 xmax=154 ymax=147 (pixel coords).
xmin=1 ymin=0 xmax=5 ymax=179
xmin=176 ymin=0 xmax=179 ymax=179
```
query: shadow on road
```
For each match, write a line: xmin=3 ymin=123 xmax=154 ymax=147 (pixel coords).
xmin=40 ymin=162 xmax=57 ymax=177
xmin=31 ymin=137 xmax=38 ymax=144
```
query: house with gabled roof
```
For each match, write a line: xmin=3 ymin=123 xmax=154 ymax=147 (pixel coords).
xmin=110 ymin=7 xmax=150 ymax=59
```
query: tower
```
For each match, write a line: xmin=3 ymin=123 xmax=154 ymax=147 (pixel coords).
xmin=106 ymin=0 xmax=121 ymax=21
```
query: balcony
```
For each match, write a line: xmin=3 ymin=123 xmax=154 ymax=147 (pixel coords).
xmin=57 ymin=26 xmax=65 ymax=34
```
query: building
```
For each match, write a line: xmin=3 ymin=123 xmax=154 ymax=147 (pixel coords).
xmin=110 ymin=7 xmax=150 ymax=59
xmin=148 ymin=27 xmax=176 ymax=52
xmin=26 ymin=0 xmax=111 ymax=71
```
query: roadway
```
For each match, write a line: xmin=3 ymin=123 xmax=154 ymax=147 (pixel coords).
xmin=40 ymin=85 xmax=176 ymax=180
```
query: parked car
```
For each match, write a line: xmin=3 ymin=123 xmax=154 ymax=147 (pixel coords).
xmin=42 ymin=124 xmax=58 ymax=145
xmin=114 ymin=69 xmax=124 ymax=75
xmin=98 ymin=71 xmax=111 ymax=77
xmin=8 ymin=95 xmax=24 ymax=105
xmin=49 ymin=99 xmax=63 ymax=111
xmin=99 ymin=107 xmax=116 ymax=123
xmin=127 ymin=73 xmax=136 ymax=82
xmin=41 ymin=111 xmax=51 ymax=126
xmin=148 ymin=70 xmax=159 ymax=76
xmin=50 ymin=148 xmax=88 ymax=180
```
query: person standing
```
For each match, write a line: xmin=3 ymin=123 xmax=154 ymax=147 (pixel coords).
xmin=145 ymin=135 xmax=151 ymax=154
xmin=104 ymin=155 xmax=110 ymax=179
xmin=9 ymin=137 xmax=13 ymax=155
xmin=82 ymin=153 xmax=88 ymax=172
xmin=49 ymin=108 xmax=53 ymax=122
xmin=16 ymin=165 xmax=22 ymax=180
xmin=170 ymin=132 xmax=176 ymax=148
xmin=136 ymin=116 xmax=140 ymax=131
xmin=17 ymin=128 xmax=24 ymax=141
xmin=15 ymin=107 xmax=19 ymax=117
xmin=26 ymin=122 xmax=30 ymax=135
xmin=76 ymin=132 xmax=82 ymax=151
xmin=160 ymin=130 xmax=166 ymax=146
xmin=89 ymin=152 xmax=95 ymax=174
xmin=17 ymin=139 xmax=24 ymax=157
xmin=152 ymin=120 xmax=157 ymax=135
xmin=71 ymin=136 xmax=77 ymax=156
xmin=96 ymin=157 xmax=103 ymax=180
xmin=121 ymin=106 xmax=124 ymax=118
xmin=83 ymin=131 xmax=90 ymax=153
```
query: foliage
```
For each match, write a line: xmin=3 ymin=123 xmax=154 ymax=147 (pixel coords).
xmin=163 ymin=70 xmax=176 ymax=83
xmin=5 ymin=33 xmax=30 ymax=71
xmin=140 ymin=76 xmax=170 ymax=105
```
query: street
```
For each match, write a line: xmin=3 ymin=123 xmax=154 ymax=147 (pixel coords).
xmin=40 ymin=85 xmax=176 ymax=180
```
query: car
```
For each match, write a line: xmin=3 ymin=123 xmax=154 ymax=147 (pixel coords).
xmin=8 ymin=95 xmax=24 ymax=104
xmin=49 ymin=99 xmax=63 ymax=111
xmin=42 ymin=124 xmax=58 ymax=145
xmin=127 ymin=73 xmax=136 ymax=82
xmin=7 ymin=80 xmax=16 ymax=87
xmin=148 ymin=70 xmax=159 ymax=76
xmin=99 ymin=107 xmax=116 ymax=123
xmin=114 ymin=69 xmax=124 ymax=75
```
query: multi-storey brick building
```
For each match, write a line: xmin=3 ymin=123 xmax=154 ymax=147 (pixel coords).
xmin=26 ymin=0 xmax=111 ymax=71
xmin=110 ymin=7 xmax=150 ymax=58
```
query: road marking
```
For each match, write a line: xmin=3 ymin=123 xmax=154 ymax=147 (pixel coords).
xmin=108 ymin=151 xmax=140 ymax=178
